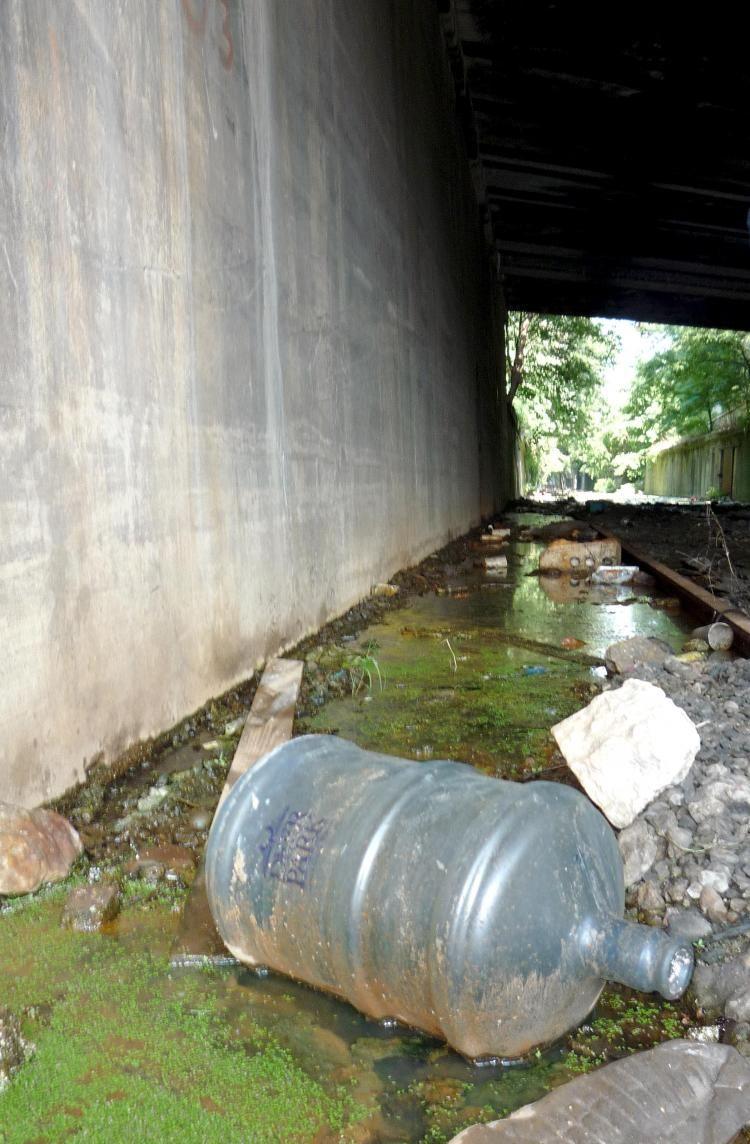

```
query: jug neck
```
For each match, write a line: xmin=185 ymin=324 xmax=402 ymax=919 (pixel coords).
xmin=576 ymin=914 xmax=694 ymax=1000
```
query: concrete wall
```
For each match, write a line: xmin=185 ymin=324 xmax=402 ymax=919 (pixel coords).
xmin=645 ymin=429 xmax=750 ymax=501
xmin=0 ymin=0 xmax=508 ymax=807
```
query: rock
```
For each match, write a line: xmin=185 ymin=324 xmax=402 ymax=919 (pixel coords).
xmin=692 ymin=948 xmax=750 ymax=1014
xmin=726 ymin=991 xmax=750 ymax=1023
xmin=136 ymin=786 xmax=170 ymax=814
xmin=448 ymin=1040 xmax=750 ymax=1143
xmin=123 ymin=858 xmax=166 ymax=885
xmin=636 ymin=880 xmax=665 ymax=913
xmin=683 ymin=639 xmax=711 ymax=654
xmin=371 ymin=582 xmax=399 ymax=597
xmin=699 ymin=885 xmax=729 ymax=925
xmin=61 ymin=883 xmax=121 ymax=932
xmin=700 ymin=868 xmax=732 ymax=895
xmin=666 ymin=879 xmax=690 ymax=905
xmin=690 ymin=778 xmax=750 ymax=824
xmin=0 ymin=803 xmax=83 ymax=896
xmin=604 ymin=636 xmax=671 ymax=675
xmin=552 ymin=680 xmax=700 ymax=828
xmin=0 ymin=1008 xmax=31 ymax=1090
xmin=665 ymin=906 xmax=713 ymax=941
xmin=126 ymin=844 xmax=197 ymax=884
xmin=618 ymin=820 xmax=659 ymax=886
xmin=224 ymin=715 xmax=247 ymax=736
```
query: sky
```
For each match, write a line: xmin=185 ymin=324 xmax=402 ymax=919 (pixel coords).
xmin=597 ymin=319 xmax=648 ymax=411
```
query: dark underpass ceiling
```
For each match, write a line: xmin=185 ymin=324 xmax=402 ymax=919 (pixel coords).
xmin=439 ymin=1 xmax=750 ymax=329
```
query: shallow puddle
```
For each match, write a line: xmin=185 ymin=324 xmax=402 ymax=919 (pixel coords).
xmin=0 ymin=515 xmax=701 ymax=1142
xmin=306 ymin=514 xmax=693 ymax=780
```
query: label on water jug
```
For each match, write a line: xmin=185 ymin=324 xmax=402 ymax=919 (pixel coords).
xmin=259 ymin=807 xmax=330 ymax=890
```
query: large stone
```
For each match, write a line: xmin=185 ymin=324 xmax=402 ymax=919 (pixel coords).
xmin=0 ymin=803 xmax=83 ymax=895
xmin=552 ymin=679 xmax=700 ymax=828
xmin=449 ymin=1040 xmax=750 ymax=1144
xmin=604 ymin=636 xmax=672 ymax=675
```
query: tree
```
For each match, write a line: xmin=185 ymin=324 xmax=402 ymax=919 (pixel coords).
xmin=626 ymin=326 xmax=750 ymax=448
xmin=504 ymin=312 xmax=619 ymax=483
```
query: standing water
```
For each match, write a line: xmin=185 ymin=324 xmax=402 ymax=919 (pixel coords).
xmin=0 ymin=515 xmax=700 ymax=1143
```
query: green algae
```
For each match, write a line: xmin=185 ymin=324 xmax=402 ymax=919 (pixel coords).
xmin=0 ymin=889 xmax=366 ymax=1144
xmin=304 ymin=610 xmax=596 ymax=778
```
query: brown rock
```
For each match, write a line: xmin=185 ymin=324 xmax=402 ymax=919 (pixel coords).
xmin=636 ymin=880 xmax=666 ymax=915
xmin=61 ymin=883 xmax=121 ymax=932
xmin=0 ymin=803 xmax=82 ymax=895
xmin=700 ymin=884 xmax=729 ymax=925
xmin=135 ymin=844 xmax=196 ymax=879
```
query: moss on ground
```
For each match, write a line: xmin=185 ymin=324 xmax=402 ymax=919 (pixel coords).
xmin=0 ymin=888 xmax=366 ymax=1143
xmin=305 ymin=618 xmax=593 ymax=778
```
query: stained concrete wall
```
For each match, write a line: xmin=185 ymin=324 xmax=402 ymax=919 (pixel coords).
xmin=0 ymin=0 xmax=508 ymax=807
xmin=645 ymin=429 xmax=750 ymax=501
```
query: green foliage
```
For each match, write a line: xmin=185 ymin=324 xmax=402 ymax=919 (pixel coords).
xmin=505 ymin=312 xmax=619 ymax=483
xmin=344 ymin=639 xmax=383 ymax=695
xmin=626 ymin=325 xmax=750 ymax=447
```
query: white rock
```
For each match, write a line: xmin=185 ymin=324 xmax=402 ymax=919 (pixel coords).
xmin=551 ymin=679 xmax=700 ymax=829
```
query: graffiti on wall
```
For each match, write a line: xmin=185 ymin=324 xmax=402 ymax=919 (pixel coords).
xmin=182 ymin=0 xmax=234 ymax=71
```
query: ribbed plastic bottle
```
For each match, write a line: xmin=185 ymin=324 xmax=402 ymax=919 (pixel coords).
xmin=205 ymin=735 xmax=693 ymax=1059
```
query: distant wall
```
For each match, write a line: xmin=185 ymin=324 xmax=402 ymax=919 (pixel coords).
xmin=645 ymin=428 xmax=750 ymax=501
xmin=0 ymin=0 xmax=509 ymax=806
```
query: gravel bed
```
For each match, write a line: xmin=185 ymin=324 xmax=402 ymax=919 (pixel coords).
xmin=607 ymin=654 xmax=750 ymax=1049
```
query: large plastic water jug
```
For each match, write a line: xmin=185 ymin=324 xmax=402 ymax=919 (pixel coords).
xmin=205 ymin=735 xmax=693 ymax=1059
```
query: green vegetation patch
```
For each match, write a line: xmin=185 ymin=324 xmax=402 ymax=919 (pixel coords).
xmin=307 ymin=622 xmax=587 ymax=778
xmin=0 ymin=891 xmax=365 ymax=1144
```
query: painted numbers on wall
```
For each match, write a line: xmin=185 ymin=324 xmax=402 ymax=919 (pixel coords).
xmin=182 ymin=0 xmax=234 ymax=71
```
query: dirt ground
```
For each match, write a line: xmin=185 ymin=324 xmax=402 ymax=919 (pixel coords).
xmin=515 ymin=496 xmax=750 ymax=617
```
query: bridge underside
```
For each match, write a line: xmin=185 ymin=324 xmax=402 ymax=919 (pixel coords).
xmin=441 ymin=1 xmax=750 ymax=329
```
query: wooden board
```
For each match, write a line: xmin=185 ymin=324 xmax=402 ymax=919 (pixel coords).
xmin=170 ymin=656 xmax=304 ymax=966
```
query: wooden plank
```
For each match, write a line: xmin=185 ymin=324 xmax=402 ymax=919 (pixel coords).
xmin=217 ymin=657 xmax=304 ymax=812
xmin=170 ymin=656 xmax=304 ymax=967
xmin=598 ymin=529 xmax=750 ymax=654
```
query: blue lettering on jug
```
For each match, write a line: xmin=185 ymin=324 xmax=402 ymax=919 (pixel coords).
xmin=259 ymin=807 xmax=329 ymax=889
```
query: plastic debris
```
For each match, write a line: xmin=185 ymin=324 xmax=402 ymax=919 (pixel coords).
xmin=590 ymin=564 xmax=639 ymax=585
xmin=448 ymin=1040 xmax=750 ymax=1143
